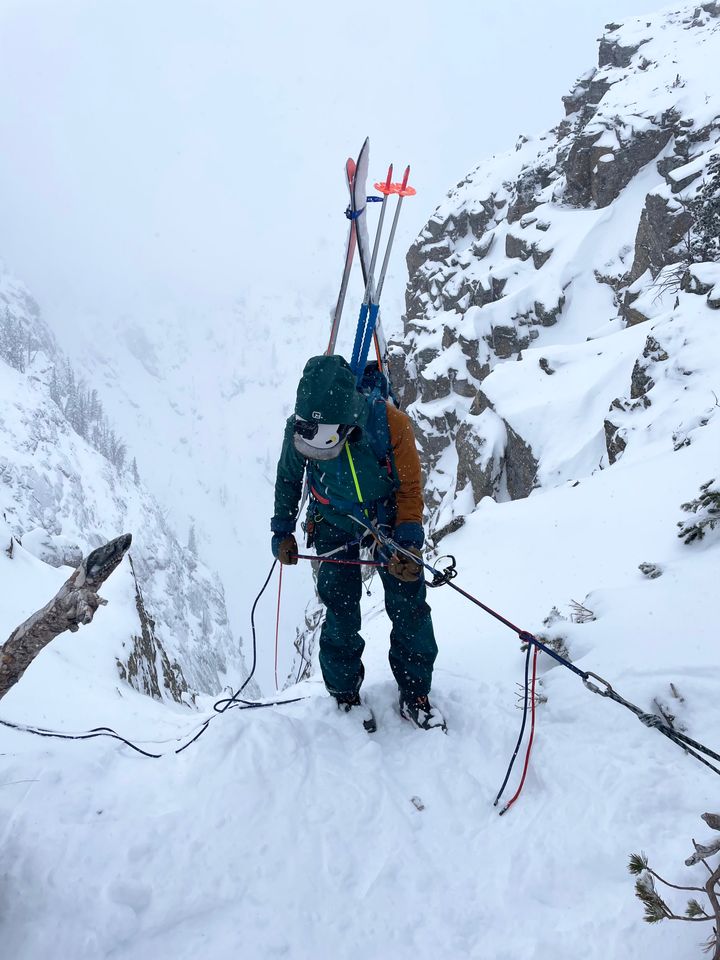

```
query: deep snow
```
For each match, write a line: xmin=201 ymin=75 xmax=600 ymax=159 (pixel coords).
xmin=2 ymin=3 xmax=720 ymax=958
xmin=1 ymin=402 xmax=717 ymax=958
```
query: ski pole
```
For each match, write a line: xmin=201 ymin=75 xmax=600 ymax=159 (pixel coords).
xmin=363 ymin=163 xmax=393 ymax=305
xmin=375 ymin=165 xmax=415 ymax=303
xmin=368 ymin=165 xmax=407 ymax=371
xmin=351 ymin=167 xmax=416 ymax=379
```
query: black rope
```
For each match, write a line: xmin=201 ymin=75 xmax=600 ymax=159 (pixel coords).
xmin=213 ymin=557 xmax=309 ymax=712
xmin=0 ymin=718 xmax=165 ymax=759
xmin=493 ymin=641 xmax=532 ymax=807
xmin=174 ymin=719 xmax=212 ymax=755
xmin=582 ymin=673 xmax=720 ymax=776
xmin=6 ymin=524 xmax=718 ymax=783
xmin=446 ymin=577 xmax=720 ymax=779
xmin=359 ymin=519 xmax=720 ymax=782
xmin=1 ymin=560 xmax=308 ymax=759
xmin=444 ymin=574 xmax=720 ymax=779
xmin=213 ymin=560 xmax=277 ymax=712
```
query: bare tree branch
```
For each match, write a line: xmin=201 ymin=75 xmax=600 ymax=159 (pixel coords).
xmin=705 ymin=861 xmax=720 ymax=960
xmin=647 ymin=867 xmax=707 ymax=894
xmin=0 ymin=534 xmax=132 ymax=700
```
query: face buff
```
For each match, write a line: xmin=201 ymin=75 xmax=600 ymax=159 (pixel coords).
xmin=293 ymin=417 xmax=351 ymax=460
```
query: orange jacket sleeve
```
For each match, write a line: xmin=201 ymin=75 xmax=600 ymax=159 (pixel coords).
xmin=386 ymin=403 xmax=424 ymax=527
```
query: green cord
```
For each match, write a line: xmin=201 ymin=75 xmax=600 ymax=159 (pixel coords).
xmin=345 ymin=445 xmax=367 ymax=516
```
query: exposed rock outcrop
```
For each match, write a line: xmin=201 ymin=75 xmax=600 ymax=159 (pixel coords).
xmin=629 ymin=194 xmax=693 ymax=282
xmin=395 ymin=6 xmax=720 ymax=534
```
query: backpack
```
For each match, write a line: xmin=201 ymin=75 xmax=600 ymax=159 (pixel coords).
xmin=358 ymin=360 xmax=399 ymax=406
xmin=304 ymin=382 xmax=399 ymax=532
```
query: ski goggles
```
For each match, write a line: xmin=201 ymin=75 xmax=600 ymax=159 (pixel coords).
xmin=293 ymin=418 xmax=352 ymax=460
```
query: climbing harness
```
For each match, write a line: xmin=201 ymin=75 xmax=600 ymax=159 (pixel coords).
xmin=4 ymin=522 xmax=718 ymax=799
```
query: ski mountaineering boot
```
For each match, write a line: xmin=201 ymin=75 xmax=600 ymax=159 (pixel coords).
xmin=335 ymin=691 xmax=377 ymax=733
xmin=399 ymin=693 xmax=447 ymax=732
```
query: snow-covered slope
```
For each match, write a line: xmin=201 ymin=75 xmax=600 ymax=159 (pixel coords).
xmin=1 ymin=405 xmax=717 ymax=960
xmin=1 ymin=5 xmax=719 ymax=960
xmin=0 ymin=263 xmax=250 ymax=698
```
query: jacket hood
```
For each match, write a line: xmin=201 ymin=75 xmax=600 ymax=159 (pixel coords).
xmin=294 ymin=355 xmax=364 ymax=426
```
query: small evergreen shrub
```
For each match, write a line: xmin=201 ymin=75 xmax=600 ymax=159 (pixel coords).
xmin=629 ymin=813 xmax=720 ymax=959
xmin=678 ymin=480 xmax=720 ymax=544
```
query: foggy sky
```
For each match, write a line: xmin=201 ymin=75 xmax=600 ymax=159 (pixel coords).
xmin=0 ymin=0 xmax=666 ymax=327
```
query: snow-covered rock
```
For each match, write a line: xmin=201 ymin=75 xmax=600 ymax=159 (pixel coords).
xmin=391 ymin=2 xmax=720 ymax=537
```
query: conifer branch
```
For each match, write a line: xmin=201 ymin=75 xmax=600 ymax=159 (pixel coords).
xmin=629 ymin=815 xmax=720 ymax=959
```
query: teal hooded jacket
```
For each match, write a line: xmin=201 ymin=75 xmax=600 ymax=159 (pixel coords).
xmin=271 ymin=356 xmax=425 ymax=546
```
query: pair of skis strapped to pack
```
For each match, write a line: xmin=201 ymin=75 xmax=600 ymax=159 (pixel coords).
xmin=326 ymin=137 xmax=416 ymax=385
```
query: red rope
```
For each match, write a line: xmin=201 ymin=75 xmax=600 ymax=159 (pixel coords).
xmin=502 ymin=644 xmax=539 ymax=813
xmin=274 ymin=563 xmax=283 ymax=692
xmin=293 ymin=553 xmax=387 ymax=567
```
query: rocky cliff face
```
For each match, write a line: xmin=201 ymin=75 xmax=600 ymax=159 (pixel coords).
xmin=0 ymin=263 xmax=252 ymax=700
xmin=392 ymin=3 xmax=720 ymax=540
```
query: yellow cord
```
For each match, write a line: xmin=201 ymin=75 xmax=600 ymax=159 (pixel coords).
xmin=345 ymin=445 xmax=366 ymax=513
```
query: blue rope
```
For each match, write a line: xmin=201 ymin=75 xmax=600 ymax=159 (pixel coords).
xmin=355 ymin=304 xmax=379 ymax=383
xmin=350 ymin=303 xmax=381 ymax=381
xmin=350 ymin=303 xmax=370 ymax=374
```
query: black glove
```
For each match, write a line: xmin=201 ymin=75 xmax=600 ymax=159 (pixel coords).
xmin=388 ymin=547 xmax=422 ymax=582
xmin=272 ymin=534 xmax=298 ymax=565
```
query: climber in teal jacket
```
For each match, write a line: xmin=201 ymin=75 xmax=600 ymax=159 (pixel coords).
xmin=271 ymin=355 xmax=445 ymax=731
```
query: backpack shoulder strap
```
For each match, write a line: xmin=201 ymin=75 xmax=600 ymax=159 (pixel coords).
xmin=364 ymin=390 xmax=399 ymax=486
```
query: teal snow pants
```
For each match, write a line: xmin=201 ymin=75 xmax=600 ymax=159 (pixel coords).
xmin=313 ymin=519 xmax=438 ymax=699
